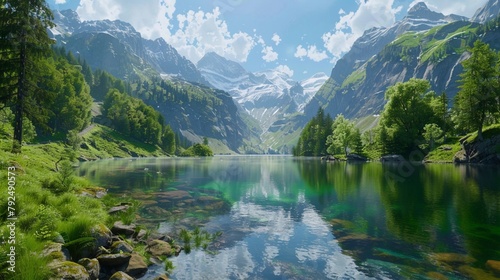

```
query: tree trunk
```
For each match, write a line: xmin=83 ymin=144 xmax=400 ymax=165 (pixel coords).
xmin=12 ymin=29 xmax=27 ymax=153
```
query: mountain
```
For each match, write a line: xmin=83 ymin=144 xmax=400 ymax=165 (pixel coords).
xmin=197 ymin=52 xmax=327 ymax=151
xmin=304 ymin=2 xmax=476 ymax=120
xmin=472 ymin=0 xmax=500 ymax=23
xmin=50 ymin=10 xmax=208 ymax=85
xmin=50 ymin=10 xmax=263 ymax=154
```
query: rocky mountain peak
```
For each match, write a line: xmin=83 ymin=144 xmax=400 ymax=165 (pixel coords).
xmin=472 ymin=0 xmax=500 ymax=23
xmin=406 ymin=2 xmax=445 ymax=21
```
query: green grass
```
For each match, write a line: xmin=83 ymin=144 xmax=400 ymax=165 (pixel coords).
xmin=79 ymin=124 xmax=167 ymax=159
xmin=425 ymin=141 xmax=462 ymax=163
xmin=462 ymin=124 xmax=500 ymax=145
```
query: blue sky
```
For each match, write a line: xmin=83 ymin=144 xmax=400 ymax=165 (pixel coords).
xmin=48 ymin=0 xmax=488 ymax=81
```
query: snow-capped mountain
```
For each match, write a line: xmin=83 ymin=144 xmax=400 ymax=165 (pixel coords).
xmin=197 ymin=52 xmax=327 ymax=133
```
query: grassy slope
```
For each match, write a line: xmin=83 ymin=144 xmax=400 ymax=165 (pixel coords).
xmin=0 ymin=123 xmax=167 ymax=278
xmin=425 ymin=124 xmax=500 ymax=162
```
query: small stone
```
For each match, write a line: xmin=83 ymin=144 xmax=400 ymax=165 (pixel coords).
xmin=109 ymin=271 xmax=134 ymax=280
xmin=125 ymin=253 xmax=148 ymax=278
xmin=111 ymin=221 xmax=137 ymax=236
xmin=146 ymin=240 xmax=173 ymax=257
xmin=97 ymin=253 xmax=131 ymax=267
xmin=78 ymin=258 xmax=100 ymax=280
xmin=136 ymin=229 xmax=148 ymax=241
xmin=108 ymin=205 xmax=130 ymax=214
xmin=110 ymin=241 xmax=134 ymax=254
xmin=154 ymin=275 xmax=170 ymax=280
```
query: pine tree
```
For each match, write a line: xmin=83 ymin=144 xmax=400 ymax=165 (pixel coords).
xmin=454 ymin=40 xmax=499 ymax=140
xmin=0 ymin=0 xmax=54 ymax=152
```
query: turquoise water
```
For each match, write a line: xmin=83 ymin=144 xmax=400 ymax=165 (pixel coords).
xmin=78 ymin=156 xmax=500 ymax=279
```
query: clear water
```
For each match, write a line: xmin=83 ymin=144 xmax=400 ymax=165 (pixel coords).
xmin=78 ymin=156 xmax=500 ymax=279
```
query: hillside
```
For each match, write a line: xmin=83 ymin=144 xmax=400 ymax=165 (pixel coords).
xmin=305 ymin=2 xmax=498 ymax=120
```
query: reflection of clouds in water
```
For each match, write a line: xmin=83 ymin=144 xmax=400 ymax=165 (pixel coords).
xmin=324 ymin=255 xmax=374 ymax=280
xmin=172 ymin=241 xmax=255 ymax=279
xmin=302 ymin=207 xmax=331 ymax=237
xmin=231 ymin=202 xmax=295 ymax=242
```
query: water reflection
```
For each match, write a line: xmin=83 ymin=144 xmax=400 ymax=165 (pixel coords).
xmin=78 ymin=157 xmax=500 ymax=279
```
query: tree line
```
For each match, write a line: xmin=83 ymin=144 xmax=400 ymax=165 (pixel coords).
xmin=294 ymin=40 xmax=500 ymax=158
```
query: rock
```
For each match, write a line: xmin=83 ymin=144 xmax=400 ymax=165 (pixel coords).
xmin=97 ymin=253 xmax=131 ymax=267
xmin=429 ymin=253 xmax=476 ymax=265
xmin=486 ymin=260 xmax=500 ymax=275
xmin=154 ymin=275 xmax=170 ymax=280
xmin=111 ymin=221 xmax=137 ymax=236
xmin=49 ymin=261 xmax=90 ymax=280
xmin=109 ymin=271 xmax=134 ymax=280
xmin=110 ymin=241 xmax=134 ymax=254
xmin=321 ymin=155 xmax=336 ymax=161
xmin=146 ymin=240 xmax=173 ymax=257
xmin=41 ymin=242 xmax=71 ymax=263
xmin=135 ymin=229 xmax=148 ymax=241
xmin=380 ymin=154 xmax=405 ymax=162
xmin=125 ymin=253 xmax=148 ymax=278
xmin=160 ymin=190 xmax=192 ymax=200
xmin=108 ymin=205 xmax=130 ymax=214
xmin=455 ymin=135 xmax=500 ymax=164
xmin=78 ymin=258 xmax=100 ymax=280
xmin=346 ymin=153 xmax=368 ymax=162
xmin=91 ymin=224 xmax=113 ymax=249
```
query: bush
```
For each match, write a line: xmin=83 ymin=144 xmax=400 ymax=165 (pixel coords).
xmin=180 ymin=143 xmax=213 ymax=157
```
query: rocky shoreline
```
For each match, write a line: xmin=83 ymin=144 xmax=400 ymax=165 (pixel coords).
xmin=43 ymin=199 xmax=179 ymax=280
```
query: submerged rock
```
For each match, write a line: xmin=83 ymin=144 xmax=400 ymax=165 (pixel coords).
xmin=429 ymin=252 xmax=476 ymax=265
xmin=486 ymin=260 xmax=500 ymax=275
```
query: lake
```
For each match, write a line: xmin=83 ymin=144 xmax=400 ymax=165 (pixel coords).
xmin=77 ymin=156 xmax=500 ymax=279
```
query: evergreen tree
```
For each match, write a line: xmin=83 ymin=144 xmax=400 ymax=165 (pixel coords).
xmin=454 ymin=40 xmax=499 ymax=140
xmin=0 ymin=0 xmax=54 ymax=152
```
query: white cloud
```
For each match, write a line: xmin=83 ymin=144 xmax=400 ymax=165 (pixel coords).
xmin=275 ymin=65 xmax=294 ymax=77
xmin=272 ymin=33 xmax=281 ymax=46
xmin=76 ymin=0 xmax=175 ymax=39
xmin=294 ymin=45 xmax=308 ymax=59
xmin=294 ymin=45 xmax=328 ymax=62
xmin=262 ymin=46 xmax=278 ymax=62
xmin=322 ymin=0 xmax=402 ymax=63
xmin=408 ymin=0 xmax=487 ymax=18
xmin=169 ymin=8 xmax=255 ymax=63
xmin=55 ymin=0 xmax=67 ymax=4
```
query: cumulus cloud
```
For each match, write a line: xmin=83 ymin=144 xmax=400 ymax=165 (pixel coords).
xmin=294 ymin=45 xmax=328 ymax=62
xmin=55 ymin=0 xmax=67 ymax=4
xmin=169 ymin=8 xmax=255 ymax=63
xmin=322 ymin=0 xmax=402 ymax=63
xmin=262 ymin=46 xmax=278 ymax=62
xmin=275 ymin=65 xmax=294 ymax=77
xmin=76 ymin=0 xmax=174 ymax=39
xmin=409 ymin=0 xmax=487 ymax=17
xmin=272 ymin=33 xmax=281 ymax=46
